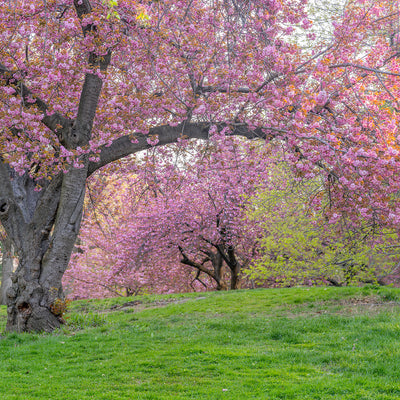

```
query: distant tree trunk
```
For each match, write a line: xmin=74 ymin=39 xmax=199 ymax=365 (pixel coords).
xmin=209 ymin=251 xmax=228 ymax=290
xmin=179 ymin=247 xmax=228 ymax=290
xmin=0 ymin=236 xmax=14 ymax=306
xmin=217 ymin=244 xmax=241 ymax=290
xmin=229 ymin=265 xmax=240 ymax=290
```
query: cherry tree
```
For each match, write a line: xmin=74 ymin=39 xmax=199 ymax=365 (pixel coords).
xmin=0 ymin=0 xmax=399 ymax=332
xmin=63 ymin=168 xmax=203 ymax=298
xmin=67 ymin=137 xmax=268 ymax=295
xmin=140 ymin=138 xmax=268 ymax=291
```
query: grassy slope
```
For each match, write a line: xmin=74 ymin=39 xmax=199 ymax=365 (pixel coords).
xmin=1 ymin=286 xmax=400 ymax=399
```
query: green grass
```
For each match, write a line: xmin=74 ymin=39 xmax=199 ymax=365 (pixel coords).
xmin=1 ymin=286 xmax=400 ymax=399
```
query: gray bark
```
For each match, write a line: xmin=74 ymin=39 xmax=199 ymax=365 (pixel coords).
xmin=87 ymin=124 xmax=266 ymax=176
xmin=0 ymin=236 xmax=14 ymax=306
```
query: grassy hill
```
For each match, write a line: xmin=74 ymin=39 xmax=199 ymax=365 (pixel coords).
xmin=1 ymin=286 xmax=400 ymax=399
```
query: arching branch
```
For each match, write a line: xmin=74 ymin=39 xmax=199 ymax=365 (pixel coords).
xmin=88 ymin=123 xmax=267 ymax=176
xmin=178 ymin=246 xmax=215 ymax=279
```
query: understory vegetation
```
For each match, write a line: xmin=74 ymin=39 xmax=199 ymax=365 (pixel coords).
xmin=1 ymin=286 xmax=400 ymax=399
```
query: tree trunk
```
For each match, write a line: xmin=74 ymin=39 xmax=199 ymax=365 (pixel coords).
xmin=212 ymin=252 xmax=227 ymax=290
xmin=217 ymin=244 xmax=241 ymax=290
xmin=0 ymin=236 xmax=14 ymax=306
xmin=4 ymin=160 xmax=88 ymax=332
xmin=229 ymin=265 xmax=240 ymax=290
xmin=0 ymin=0 xmax=108 ymax=332
xmin=6 ymin=258 xmax=64 ymax=332
xmin=228 ymin=250 xmax=241 ymax=290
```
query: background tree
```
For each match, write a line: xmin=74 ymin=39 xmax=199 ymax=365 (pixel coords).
xmin=63 ymin=168 xmax=202 ymax=298
xmin=246 ymin=159 xmax=400 ymax=287
xmin=127 ymin=138 xmax=266 ymax=291
xmin=66 ymin=137 xmax=268 ymax=295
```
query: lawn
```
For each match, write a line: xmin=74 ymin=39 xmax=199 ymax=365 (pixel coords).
xmin=1 ymin=286 xmax=400 ymax=399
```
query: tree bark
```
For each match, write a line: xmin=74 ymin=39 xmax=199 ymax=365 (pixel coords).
xmin=216 ymin=244 xmax=241 ymax=290
xmin=227 ymin=247 xmax=241 ymax=290
xmin=6 ymin=258 xmax=63 ymax=332
xmin=3 ymin=166 xmax=87 ymax=332
xmin=0 ymin=236 xmax=14 ymax=306
xmin=179 ymin=247 xmax=228 ymax=290
xmin=210 ymin=251 xmax=227 ymax=291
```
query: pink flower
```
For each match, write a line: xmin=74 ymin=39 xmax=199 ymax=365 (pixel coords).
xmin=195 ymin=104 xmax=206 ymax=114
xmin=315 ymin=91 xmax=328 ymax=106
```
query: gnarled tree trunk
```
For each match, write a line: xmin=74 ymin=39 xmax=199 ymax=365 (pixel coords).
xmin=2 ymin=165 xmax=87 ymax=332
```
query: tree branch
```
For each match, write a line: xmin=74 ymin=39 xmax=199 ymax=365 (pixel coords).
xmin=64 ymin=0 xmax=111 ymax=149
xmin=88 ymin=123 xmax=267 ymax=175
xmin=178 ymin=246 xmax=215 ymax=279
xmin=0 ymin=62 xmax=73 ymax=142
xmin=330 ymin=63 xmax=400 ymax=77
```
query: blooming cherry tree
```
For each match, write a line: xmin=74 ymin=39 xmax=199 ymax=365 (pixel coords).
xmin=66 ymin=137 xmax=269 ymax=296
xmin=64 ymin=169 xmax=203 ymax=298
xmin=0 ymin=0 xmax=399 ymax=332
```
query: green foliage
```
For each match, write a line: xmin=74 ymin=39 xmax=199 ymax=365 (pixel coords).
xmin=246 ymin=163 xmax=400 ymax=286
xmin=1 ymin=287 xmax=400 ymax=398
xmin=102 ymin=0 xmax=120 ymax=20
